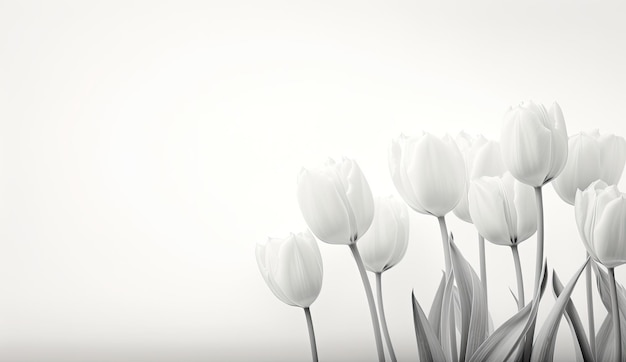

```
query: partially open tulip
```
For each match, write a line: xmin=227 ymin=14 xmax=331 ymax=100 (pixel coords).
xmin=453 ymin=132 xmax=506 ymax=223
xmin=575 ymin=181 xmax=626 ymax=268
xmin=468 ymin=172 xmax=537 ymax=246
xmin=389 ymin=132 xmax=466 ymax=217
xmin=358 ymin=195 xmax=409 ymax=273
xmin=500 ymin=101 xmax=568 ymax=187
xmin=256 ymin=230 xmax=323 ymax=308
xmin=298 ymin=157 xmax=374 ymax=244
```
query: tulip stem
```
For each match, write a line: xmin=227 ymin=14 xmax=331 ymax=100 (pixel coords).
xmin=608 ymin=267 xmax=621 ymax=362
xmin=349 ymin=243 xmax=385 ymax=362
xmin=303 ymin=307 xmax=318 ymax=362
xmin=478 ymin=233 xmax=488 ymax=311
xmin=437 ymin=216 xmax=451 ymax=275
xmin=376 ymin=272 xmax=397 ymax=362
xmin=523 ymin=186 xmax=544 ymax=362
xmin=533 ymin=186 xmax=544 ymax=293
xmin=586 ymin=254 xmax=596 ymax=359
xmin=511 ymin=244 xmax=525 ymax=311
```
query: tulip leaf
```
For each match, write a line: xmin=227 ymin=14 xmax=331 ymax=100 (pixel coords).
xmin=441 ymin=270 xmax=458 ymax=362
xmin=468 ymin=261 xmax=547 ymax=362
xmin=530 ymin=259 xmax=588 ymax=362
xmin=552 ymin=271 xmax=594 ymax=362
xmin=595 ymin=313 xmax=626 ymax=362
xmin=592 ymin=263 xmax=626 ymax=360
xmin=429 ymin=271 xmax=447 ymax=341
xmin=593 ymin=262 xmax=626 ymax=318
xmin=412 ymin=290 xmax=448 ymax=362
xmin=449 ymin=237 xmax=488 ymax=361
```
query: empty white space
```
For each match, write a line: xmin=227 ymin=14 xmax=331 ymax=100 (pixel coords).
xmin=1 ymin=1 xmax=626 ymax=361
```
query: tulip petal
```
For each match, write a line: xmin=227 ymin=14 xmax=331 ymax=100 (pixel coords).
xmin=297 ymin=168 xmax=352 ymax=244
xmin=468 ymin=177 xmax=511 ymax=245
xmin=389 ymin=136 xmax=427 ymax=213
xmin=546 ymin=102 xmax=569 ymax=183
xmin=471 ymin=141 xmax=505 ymax=180
xmin=501 ymin=104 xmax=553 ymax=187
xmin=592 ymin=196 xmax=626 ymax=268
xmin=553 ymin=133 xmax=602 ymax=205
xmin=274 ymin=234 xmax=324 ymax=307
xmin=256 ymin=238 xmax=298 ymax=306
xmin=599 ymin=134 xmax=626 ymax=185
xmin=513 ymin=178 xmax=537 ymax=243
xmin=407 ymin=133 xmax=465 ymax=217
xmin=339 ymin=158 xmax=374 ymax=241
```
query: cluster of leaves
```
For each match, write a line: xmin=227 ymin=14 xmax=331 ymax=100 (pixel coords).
xmin=411 ymin=235 xmax=625 ymax=362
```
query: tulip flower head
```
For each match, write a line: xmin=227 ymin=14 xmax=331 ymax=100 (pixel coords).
xmin=501 ymin=101 xmax=568 ymax=187
xmin=453 ymin=132 xmax=506 ymax=223
xmin=256 ymin=230 xmax=323 ymax=308
xmin=468 ymin=172 xmax=537 ymax=246
xmin=575 ymin=181 xmax=626 ymax=268
xmin=298 ymin=157 xmax=374 ymax=244
xmin=358 ymin=195 xmax=410 ymax=273
xmin=389 ymin=132 xmax=466 ymax=217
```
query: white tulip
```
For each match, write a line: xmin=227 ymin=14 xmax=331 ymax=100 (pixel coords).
xmin=501 ymin=101 xmax=568 ymax=187
xmin=256 ymin=230 xmax=323 ymax=308
xmin=297 ymin=157 xmax=374 ymax=245
xmin=389 ymin=132 xmax=466 ymax=217
xmin=596 ymin=131 xmax=626 ymax=185
xmin=575 ymin=181 xmax=626 ymax=268
xmin=468 ymin=172 xmax=537 ymax=246
xmin=358 ymin=196 xmax=409 ymax=273
xmin=453 ymin=132 xmax=506 ymax=223
xmin=552 ymin=132 xmax=602 ymax=205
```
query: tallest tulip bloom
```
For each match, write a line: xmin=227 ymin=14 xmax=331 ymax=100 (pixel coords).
xmin=500 ymin=101 xmax=568 ymax=187
xmin=389 ymin=132 xmax=466 ymax=275
xmin=501 ymin=100 xmax=568 ymax=355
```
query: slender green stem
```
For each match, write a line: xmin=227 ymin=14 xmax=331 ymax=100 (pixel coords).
xmin=608 ymin=267 xmax=621 ymax=362
xmin=304 ymin=307 xmax=318 ymax=362
xmin=533 ymin=186 xmax=544 ymax=293
xmin=511 ymin=244 xmax=525 ymax=311
xmin=437 ymin=216 xmax=451 ymax=275
xmin=376 ymin=272 xmax=397 ymax=362
xmin=523 ymin=186 xmax=544 ymax=362
xmin=478 ymin=233 xmax=488 ymax=311
xmin=349 ymin=243 xmax=385 ymax=362
xmin=586 ymin=254 xmax=596 ymax=359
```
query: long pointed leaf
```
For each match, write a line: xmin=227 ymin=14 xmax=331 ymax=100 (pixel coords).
xmin=592 ymin=262 xmax=626 ymax=359
xmin=450 ymin=237 xmax=488 ymax=361
xmin=468 ymin=261 xmax=548 ymax=362
xmin=413 ymin=290 xmax=448 ymax=362
xmin=531 ymin=259 xmax=589 ymax=362
xmin=441 ymin=271 xmax=458 ymax=362
xmin=552 ymin=271 xmax=594 ymax=362
xmin=595 ymin=312 xmax=626 ymax=362
xmin=429 ymin=271 xmax=447 ymax=340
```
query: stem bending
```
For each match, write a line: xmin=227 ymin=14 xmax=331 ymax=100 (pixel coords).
xmin=376 ymin=272 xmax=397 ymax=362
xmin=349 ymin=243 xmax=385 ymax=362
xmin=304 ymin=307 xmax=318 ymax=362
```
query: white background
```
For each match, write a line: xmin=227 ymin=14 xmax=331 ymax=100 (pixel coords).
xmin=2 ymin=1 xmax=626 ymax=361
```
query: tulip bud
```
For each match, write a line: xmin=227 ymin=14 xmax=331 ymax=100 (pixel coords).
xmin=256 ymin=230 xmax=323 ymax=308
xmin=358 ymin=195 xmax=409 ymax=273
xmin=575 ymin=181 xmax=626 ymax=268
xmin=468 ymin=172 xmax=537 ymax=246
xmin=297 ymin=157 xmax=374 ymax=244
xmin=453 ymin=132 xmax=506 ymax=223
xmin=500 ymin=101 xmax=568 ymax=187
xmin=389 ymin=132 xmax=466 ymax=217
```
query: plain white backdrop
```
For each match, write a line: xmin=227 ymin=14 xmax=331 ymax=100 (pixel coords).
xmin=2 ymin=1 xmax=626 ymax=361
